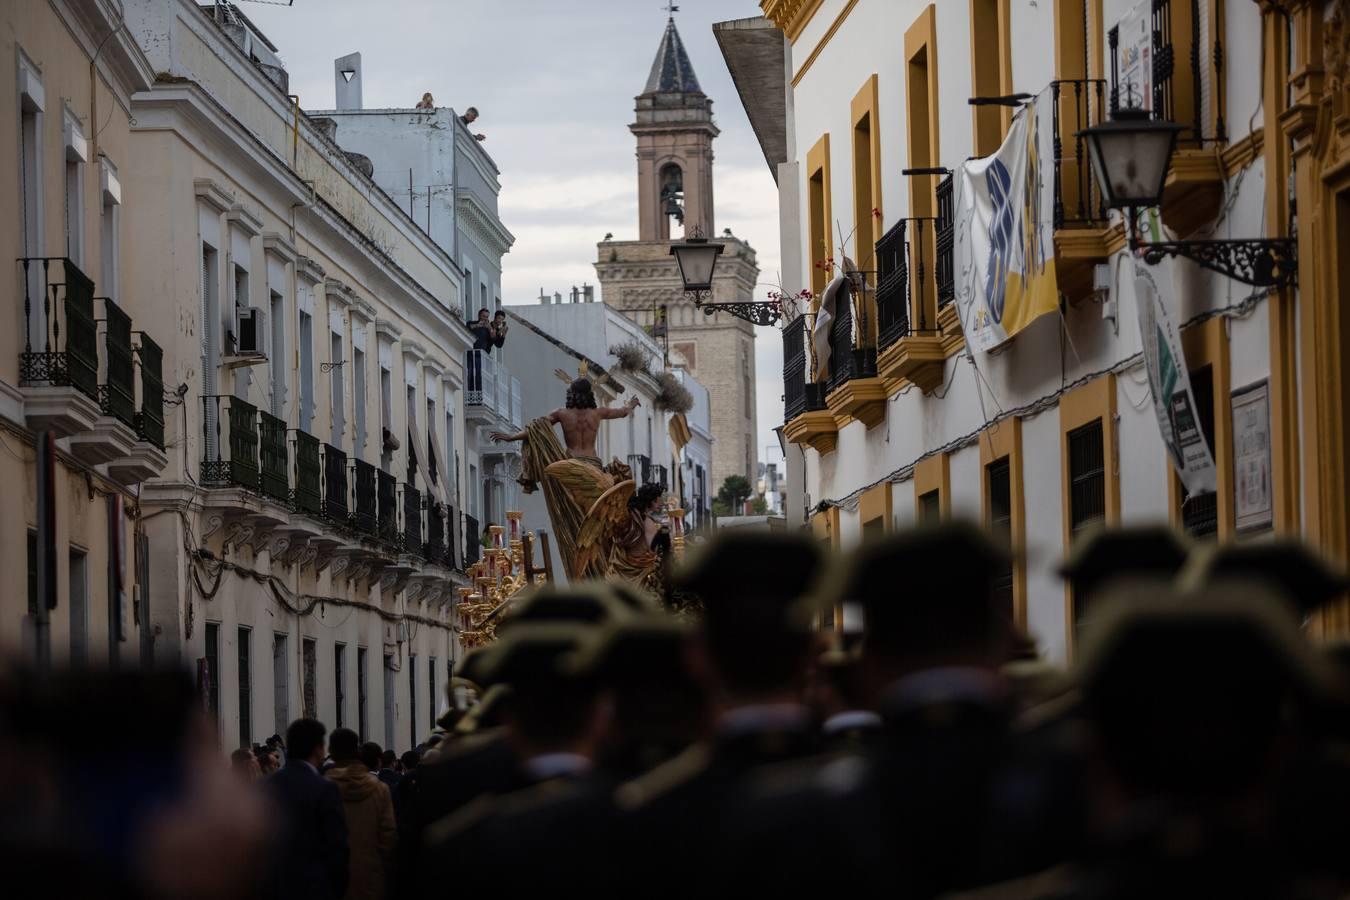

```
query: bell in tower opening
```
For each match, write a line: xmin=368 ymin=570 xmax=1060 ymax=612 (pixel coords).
xmin=660 ymin=164 xmax=685 ymax=226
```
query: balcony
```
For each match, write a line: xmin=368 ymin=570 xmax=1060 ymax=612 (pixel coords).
xmin=1108 ymin=0 xmax=1226 ymax=238
xmin=377 ymin=468 xmax=397 ymax=547
xmin=351 ymin=458 xmax=378 ymax=536
xmin=258 ymin=411 xmax=289 ymax=504
xmin=322 ymin=443 xmax=349 ymax=525
xmin=823 ymin=271 xmax=888 ymax=430
xmin=18 ymin=258 xmax=102 ymax=439
xmin=649 ymin=464 xmax=669 ymax=491
xmin=465 ymin=349 xmax=523 ymax=429
xmin=424 ymin=500 xmax=450 ymax=568
xmin=202 ymin=395 xmax=261 ymax=491
xmin=1049 ymin=77 xmax=1118 ymax=298
xmin=292 ymin=430 xmax=323 ymax=517
xmin=109 ymin=330 xmax=170 ymax=485
xmin=627 ymin=454 xmax=652 ymax=484
xmin=400 ymin=483 xmax=423 ymax=558
xmin=463 ymin=511 xmax=481 ymax=568
xmin=781 ymin=315 xmax=838 ymax=454
xmin=875 ymin=219 xmax=947 ymax=395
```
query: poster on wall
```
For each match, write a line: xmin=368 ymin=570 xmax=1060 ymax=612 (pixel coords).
xmin=1129 ymin=248 xmax=1218 ymax=498
xmin=953 ymin=87 xmax=1060 ymax=353
xmin=1114 ymin=0 xmax=1154 ymax=110
xmin=1232 ymin=380 xmax=1274 ymax=533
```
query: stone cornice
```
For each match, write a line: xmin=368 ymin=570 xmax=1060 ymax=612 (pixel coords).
xmin=455 ymin=190 xmax=515 ymax=258
xmin=760 ymin=0 xmax=825 ymax=41
xmin=263 ymin=231 xmax=300 ymax=263
xmin=376 ymin=319 xmax=404 ymax=340
xmin=323 ymin=277 xmax=357 ymax=307
xmin=226 ymin=203 xmax=264 ymax=237
xmin=349 ymin=298 xmax=378 ymax=323
xmin=194 ymin=178 xmax=234 ymax=214
xmin=296 ymin=255 xmax=326 ymax=284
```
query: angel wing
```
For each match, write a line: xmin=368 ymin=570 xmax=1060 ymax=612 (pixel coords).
xmin=574 ymin=479 xmax=636 ymax=578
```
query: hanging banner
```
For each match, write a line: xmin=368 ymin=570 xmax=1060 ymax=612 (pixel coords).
xmin=953 ymin=88 xmax=1060 ymax=352
xmin=1113 ymin=0 xmax=1154 ymax=111
xmin=1128 ymin=245 xmax=1217 ymax=497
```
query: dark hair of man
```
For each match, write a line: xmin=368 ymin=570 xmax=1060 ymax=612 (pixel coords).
xmin=478 ymin=307 xmax=490 ymax=320
xmin=359 ymin=741 xmax=383 ymax=771
xmin=466 ymin=106 xmax=479 ymax=116
xmin=285 ymin=718 xmax=327 ymax=761
xmin=380 ymin=749 xmax=396 ymax=768
xmin=400 ymin=749 xmax=421 ymax=771
xmin=629 ymin=482 xmax=664 ymax=512
xmin=494 ymin=310 xmax=505 ymax=319
xmin=231 ymin=747 xmax=253 ymax=767
xmin=565 ymin=377 xmax=597 ymax=410
xmin=329 ymin=727 xmax=360 ymax=762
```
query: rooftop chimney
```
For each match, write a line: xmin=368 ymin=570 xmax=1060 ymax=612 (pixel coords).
xmin=335 ymin=52 xmax=362 ymax=110
xmin=582 ymin=283 xmax=595 ymax=303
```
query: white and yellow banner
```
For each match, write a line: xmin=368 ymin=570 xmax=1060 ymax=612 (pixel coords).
xmin=953 ymin=89 xmax=1060 ymax=352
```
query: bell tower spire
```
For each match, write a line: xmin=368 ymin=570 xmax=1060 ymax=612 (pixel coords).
xmin=631 ymin=15 xmax=718 ymax=242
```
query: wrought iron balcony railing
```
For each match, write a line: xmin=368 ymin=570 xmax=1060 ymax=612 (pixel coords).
xmin=1108 ymin=0 xmax=1225 ymax=146
xmin=258 ymin=411 xmax=289 ymax=503
xmin=445 ymin=504 xmax=458 ymax=570
xmin=1051 ymin=78 xmax=1110 ymax=230
xmin=291 ymin=430 xmax=322 ymax=516
xmin=351 ymin=458 xmax=378 ymax=536
xmin=463 ymin=512 xmax=481 ymax=568
xmin=134 ymin=333 xmax=165 ymax=449
xmin=322 ymin=443 xmax=348 ymax=524
xmin=627 ymin=454 xmax=652 ymax=485
xmin=935 ymin=174 xmax=955 ymax=310
xmin=376 ymin=468 xmax=397 ymax=546
xmin=783 ymin=316 xmax=808 ymax=422
xmin=650 ymin=464 xmax=669 ymax=491
xmin=400 ymin=483 xmax=422 ymax=556
xmin=201 ymin=395 xmax=259 ymax=489
xmin=19 ymin=257 xmax=98 ymax=402
xmin=425 ymin=499 xmax=447 ymax=565
xmin=99 ymin=297 xmax=136 ymax=429
xmin=827 ymin=271 xmax=879 ymax=391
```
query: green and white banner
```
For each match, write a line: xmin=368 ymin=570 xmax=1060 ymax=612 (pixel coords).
xmin=1127 ymin=213 xmax=1216 ymax=496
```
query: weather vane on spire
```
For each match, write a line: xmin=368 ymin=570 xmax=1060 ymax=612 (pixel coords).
xmin=663 ymin=2 xmax=680 ymax=17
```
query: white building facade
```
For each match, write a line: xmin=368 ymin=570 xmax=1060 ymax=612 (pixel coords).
xmin=123 ymin=0 xmax=475 ymax=752
xmin=729 ymin=0 xmax=1299 ymax=660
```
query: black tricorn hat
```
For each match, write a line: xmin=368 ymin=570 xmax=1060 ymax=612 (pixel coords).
xmin=1179 ymin=540 xmax=1350 ymax=615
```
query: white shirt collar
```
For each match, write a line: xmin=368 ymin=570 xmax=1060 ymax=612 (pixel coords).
xmin=718 ymin=703 xmax=811 ymax=737
xmin=821 ymin=709 xmax=882 ymax=736
xmin=522 ymin=752 xmax=592 ymax=781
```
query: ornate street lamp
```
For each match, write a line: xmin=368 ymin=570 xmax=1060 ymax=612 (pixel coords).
xmin=669 ymin=231 xmax=782 ymax=326
xmin=1079 ymin=108 xmax=1297 ymax=289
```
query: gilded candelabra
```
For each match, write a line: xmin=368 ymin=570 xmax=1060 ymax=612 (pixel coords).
xmin=456 ymin=510 xmax=549 ymax=650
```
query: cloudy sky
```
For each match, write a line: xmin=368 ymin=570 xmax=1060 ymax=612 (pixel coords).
xmin=245 ymin=0 xmax=785 ymax=468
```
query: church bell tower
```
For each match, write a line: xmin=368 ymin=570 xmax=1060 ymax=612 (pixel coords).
xmin=596 ymin=13 xmax=760 ymax=494
xmin=632 ymin=16 xmax=718 ymax=241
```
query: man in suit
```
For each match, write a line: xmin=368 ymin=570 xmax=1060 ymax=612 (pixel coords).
xmin=609 ymin=531 xmax=827 ymax=891
xmin=265 ymin=718 xmax=349 ymax=900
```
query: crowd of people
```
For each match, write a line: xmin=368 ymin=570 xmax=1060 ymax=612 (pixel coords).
xmin=3 ymin=522 xmax=1350 ymax=900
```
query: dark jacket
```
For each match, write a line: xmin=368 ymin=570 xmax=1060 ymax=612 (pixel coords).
xmin=467 ymin=321 xmax=503 ymax=353
xmin=266 ymin=759 xmax=350 ymax=900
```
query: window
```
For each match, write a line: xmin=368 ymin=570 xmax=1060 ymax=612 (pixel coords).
xmin=428 ymin=656 xmax=438 ymax=729
xmin=469 ymin=464 xmax=478 ymax=515
xmin=205 ymin=623 xmax=220 ymax=720
xmin=1054 ymin=0 xmax=1105 ymax=225
xmin=238 ymin=627 xmax=252 ymax=748
xmin=851 ymin=75 xmax=882 ymax=302
xmin=201 ymin=243 xmax=220 ymax=391
xmin=64 ymin=114 xmax=87 ymax=267
xmin=353 ymin=346 xmax=368 ymax=453
xmin=986 ymin=458 xmax=1015 ymax=622
xmin=357 ymin=647 xmax=369 ymax=740
xmin=232 ymin=264 xmax=250 ymax=317
xmin=331 ymin=330 xmax=345 ymax=445
xmin=905 ymin=6 xmax=940 ymax=327
xmin=383 ymin=654 xmax=396 ymax=752
xmin=444 ymin=397 xmax=457 ymax=499
xmin=270 ymin=290 xmax=286 ymax=417
xmin=480 ymin=282 xmax=487 ymax=309
xmin=807 ymin=135 xmax=832 ymax=297
xmin=69 ymin=549 xmax=88 ymax=667
xmin=273 ymin=633 xmax=289 ymax=737
xmin=380 ymin=363 xmax=393 ymax=471
xmin=1068 ymin=420 xmax=1106 ymax=533
xmin=100 ymin=160 xmax=121 ymax=301
xmin=1181 ymin=365 xmax=1219 ymax=537
xmin=970 ymin=0 xmax=1013 ymax=156
xmin=27 ymin=531 xmax=37 ymax=617
xmin=407 ymin=384 xmax=418 ymax=483
xmin=408 ymin=653 xmax=418 ymax=750
xmin=334 ymin=642 xmax=346 ymax=729
xmin=302 ymin=638 xmax=317 ymax=720
xmin=919 ymin=490 xmax=941 ymax=523
xmin=19 ymin=62 xmax=44 ymax=263
xmin=299 ymin=310 xmax=315 ymax=429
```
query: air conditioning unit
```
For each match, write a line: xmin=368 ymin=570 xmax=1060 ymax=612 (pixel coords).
xmin=235 ymin=306 xmax=267 ymax=357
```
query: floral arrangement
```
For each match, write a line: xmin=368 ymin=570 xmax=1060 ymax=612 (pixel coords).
xmin=608 ymin=341 xmax=653 ymax=375
xmin=653 ymin=371 xmax=694 ymax=414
